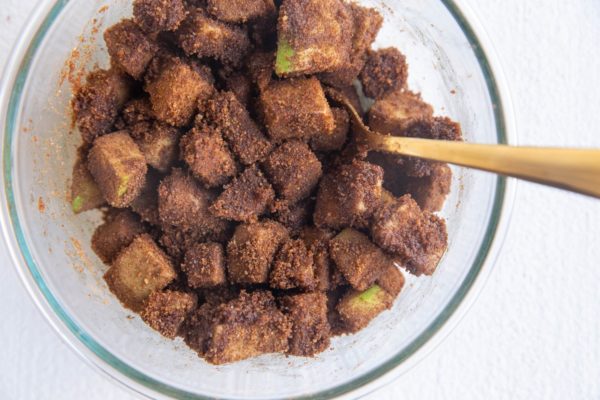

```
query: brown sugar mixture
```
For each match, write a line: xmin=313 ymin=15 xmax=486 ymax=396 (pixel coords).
xmin=70 ymin=0 xmax=462 ymax=365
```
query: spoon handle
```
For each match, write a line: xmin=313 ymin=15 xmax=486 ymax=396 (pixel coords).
xmin=375 ymin=136 xmax=600 ymax=198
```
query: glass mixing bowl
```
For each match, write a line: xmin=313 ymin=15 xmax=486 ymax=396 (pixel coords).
xmin=0 ymin=0 xmax=515 ymax=398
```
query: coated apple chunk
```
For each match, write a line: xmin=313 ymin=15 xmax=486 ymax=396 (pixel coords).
xmin=158 ymin=168 xmax=228 ymax=239
xmin=318 ymin=3 xmax=383 ymax=88
xmin=368 ymin=90 xmax=434 ymax=136
xmin=210 ymin=166 xmax=275 ymax=222
xmin=180 ymin=123 xmax=238 ymax=188
xmin=104 ymin=19 xmax=157 ymax=80
xmin=371 ymin=194 xmax=448 ymax=276
xmin=280 ymin=292 xmax=330 ymax=356
xmin=275 ymin=0 xmax=353 ymax=76
xmin=262 ymin=140 xmax=322 ymax=205
xmin=359 ymin=48 xmax=408 ymax=99
xmin=329 ymin=228 xmax=392 ymax=291
xmin=147 ymin=129 xmax=182 ymax=171
xmin=314 ymin=160 xmax=383 ymax=229
xmin=226 ymin=220 xmax=289 ymax=285
xmin=118 ymin=97 xmax=181 ymax=173
xmin=175 ymin=9 xmax=251 ymax=66
xmin=91 ymin=210 xmax=145 ymax=263
xmin=141 ymin=290 xmax=197 ymax=339
xmin=70 ymin=156 xmax=105 ymax=214
xmin=269 ymin=239 xmax=316 ymax=290
xmin=104 ymin=234 xmax=177 ymax=311
xmin=133 ymin=0 xmax=186 ymax=33
xmin=310 ymin=108 xmax=349 ymax=153
xmin=274 ymin=199 xmax=313 ymax=236
xmin=73 ymin=68 xmax=132 ymax=143
xmin=87 ymin=131 xmax=147 ymax=208
xmin=299 ymin=226 xmax=335 ymax=291
xmin=144 ymin=56 xmax=215 ymax=127
xmin=376 ymin=264 xmax=405 ymax=297
xmin=183 ymin=290 xmax=291 ymax=364
xmin=260 ymin=77 xmax=335 ymax=141
xmin=402 ymin=163 xmax=453 ymax=213
xmin=181 ymin=242 xmax=227 ymax=288
xmin=336 ymin=284 xmax=393 ymax=332
xmin=203 ymin=92 xmax=273 ymax=165
xmin=206 ymin=0 xmax=276 ymax=23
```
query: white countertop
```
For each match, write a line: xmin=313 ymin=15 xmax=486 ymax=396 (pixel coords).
xmin=2 ymin=0 xmax=600 ymax=399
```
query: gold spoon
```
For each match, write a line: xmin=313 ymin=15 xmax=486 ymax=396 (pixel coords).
xmin=326 ymin=88 xmax=600 ymax=199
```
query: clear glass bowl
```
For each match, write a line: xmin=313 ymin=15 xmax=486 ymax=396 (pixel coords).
xmin=0 ymin=0 xmax=515 ymax=399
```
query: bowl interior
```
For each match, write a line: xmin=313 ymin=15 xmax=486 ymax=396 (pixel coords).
xmin=4 ymin=0 xmax=505 ymax=398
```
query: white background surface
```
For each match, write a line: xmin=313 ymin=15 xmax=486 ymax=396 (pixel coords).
xmin=2 ymin=0 xmax=600 ymax=399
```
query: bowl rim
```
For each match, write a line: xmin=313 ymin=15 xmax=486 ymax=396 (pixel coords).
xmin=0 ymin=0 xmax=516 ymax=399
